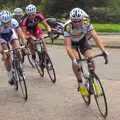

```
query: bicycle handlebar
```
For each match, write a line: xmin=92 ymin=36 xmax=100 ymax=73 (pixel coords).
xmin=4 ymin=45 xmax=25 ymax=53
xmin=78 ymin=53 xmax=108 ymax=64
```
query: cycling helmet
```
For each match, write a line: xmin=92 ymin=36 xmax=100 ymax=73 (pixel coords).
xmin=70 ymin=8 xmax=89 ymax=21
xmin=25 ymin=4 xmax=36 ymax=15
xmin=13 ymin=8 xmax=24 ymax=16
xmin=0 ymin=10 xmax=12 ymax=23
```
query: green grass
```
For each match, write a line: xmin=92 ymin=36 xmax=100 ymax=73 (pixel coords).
xmin=93 ymin=23 xmax=120 ymax=32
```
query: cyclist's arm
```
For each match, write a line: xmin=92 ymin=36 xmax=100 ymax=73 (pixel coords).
xmin=11 ymin=18 xmax=26 ymax=44
xmin=64 ymin=22 xmax=77 ymax=60
xmin=20 ymin=16 xmax=30 ymax=38
xmin=91 ymin=30 xmax=106 ymax=52
xmin=16 ymin=27 xmax=26 ymax=44
xmin=42 ymin=20 xmax=51 ymax=32
xmin=21 ymin=26 xmax=29 ymax=37
xmin=64 ymin=36 xmax=77 ymax=60
xmin=37 ymin=13 xmax=51 ymax=32
xmin=0 ymin=44 xmax=2 ymax=53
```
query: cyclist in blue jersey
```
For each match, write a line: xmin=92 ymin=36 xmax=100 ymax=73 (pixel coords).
xmin=0 ymin=10 xmax=25 ymax=85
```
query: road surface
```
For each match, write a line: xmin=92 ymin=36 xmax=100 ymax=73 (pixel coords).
xmin=0 ymin=45 xmax=120 ymax=120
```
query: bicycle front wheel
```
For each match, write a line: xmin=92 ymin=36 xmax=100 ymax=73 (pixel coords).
xmin=45 ymin=53 xmax=56 ymax=83
xmin=92 ymin=73 xmax=108 ymax=118
xmin=18 ymin=74 xmax=28 ymax=101
xmin=34 ymin=51 xmax=44 ymax=77
xmin=12 ymin=70 xmax=18 ymax=91
xmin=80 ymin=68 xmax=91 ymax=106
xmin=27 ymin=50 xmax=35 ymax=68
xmin=17 ymin=63 xmax=28 ymax=101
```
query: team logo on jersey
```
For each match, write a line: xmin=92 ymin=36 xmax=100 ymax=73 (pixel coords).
xmin=65 ymin=24 xmax=72 ymax=32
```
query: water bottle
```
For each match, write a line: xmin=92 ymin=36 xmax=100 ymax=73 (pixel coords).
xmin=36 ymin=40 xmax=42 ymax=52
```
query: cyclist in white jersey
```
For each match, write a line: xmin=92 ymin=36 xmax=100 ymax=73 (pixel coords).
xmin=0 ymin=10 xmax=25 ymax=85
xmin=64 ymin=8 xmax=108 ymax=95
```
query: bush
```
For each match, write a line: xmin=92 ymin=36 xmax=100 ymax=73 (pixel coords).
xmin=89 ymin=7 xmax=120 ymax=23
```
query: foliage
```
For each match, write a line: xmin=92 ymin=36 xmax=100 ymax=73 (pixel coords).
xmin=93 ymin=23 xmax=120 ymax=32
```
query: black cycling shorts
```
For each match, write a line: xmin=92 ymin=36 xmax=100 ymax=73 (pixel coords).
xmin=72 ymin=37 xmax=92 ymax=54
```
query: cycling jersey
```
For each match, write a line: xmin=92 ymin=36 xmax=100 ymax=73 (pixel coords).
xmin=0 ymin=18 xmax=19 ymax=43
xmin=64 ymin=20 xmax=94 ymax=54
xmin=64 ymin=20 xmax=94 ymax=42
xmin=21 ymin=12 xmax=45 ymax=34
xmin=0 ymin=18 xmax=19 ymax=30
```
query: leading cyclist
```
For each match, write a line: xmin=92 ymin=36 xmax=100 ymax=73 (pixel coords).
xmin=0 ymin=10 xmax=26 ymax=85
xmin=64 ymin=8 xmax=108 ymax=96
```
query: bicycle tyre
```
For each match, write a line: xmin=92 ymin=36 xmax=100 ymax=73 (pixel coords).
xmin=45 ymin=53 xmax=56 ymax=83
xmin=34 ymin=51 xmax=44 ymax=77
xmin=18 ymin=74 xmax=28 ymax=101
xmin=12 ymin=70 xmax=19 ymax=91
xmin=16 ymin=59 xmax=28 ymax=101
xmin=21 ymin=49 xmax=25 ymax=64
xmin=92 ymin=73 xmax=108 ymax=118
xmin=80 ymin=68 xmax=91 ymax=106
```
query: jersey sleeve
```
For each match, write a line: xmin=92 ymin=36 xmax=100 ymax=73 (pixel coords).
xmin=37 ymin=13 xmax=45 ymax=21
xmin=20 ymin=16 xmax=28 ymax=27
xmin=0 ymin=21 xmax=2 ymax=27
xmin=87 ymin=24 xmax=94 ymax=32
xmin=64 ymin=20 xmax=72 ymax=37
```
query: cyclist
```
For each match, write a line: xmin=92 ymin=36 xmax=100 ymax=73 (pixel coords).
xmin=0 ymin=10 xmax=26 ymax=85
xmin=12 ymin=8 xmax=26 ymax=46
xmin=13 ymin=8 xmax=24 ymax=24
xmin=21 ymin=4 xmax=51 ymax=60
xmin=64 ymin=8 xmax=108 ymax=96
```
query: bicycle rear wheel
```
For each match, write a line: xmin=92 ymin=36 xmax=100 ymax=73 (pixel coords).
xmin=45 ymin=53 xmax=56 ymax=83
xmin=21 ymin=49 xmax=25 ymax=64
xmin=92 ymin=73 xmax=108 ymax=118
xmin=12 ymin=70 xmax=18 ymax=91
xmin=34 ymin=51 xmax=44 ymax=77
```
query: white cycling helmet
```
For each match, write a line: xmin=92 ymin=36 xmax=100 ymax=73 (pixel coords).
xmin=13 ymin=8 xmax=24 ymax=16
xmin=25 ymin=4 xmax=36 ymax=15
xmin=70 ymin=8 xmax=89 ymax=21
xmin=0 ymin=10 xmax=12 ymax=23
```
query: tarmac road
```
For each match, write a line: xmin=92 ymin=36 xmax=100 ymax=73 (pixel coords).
xmin=0 ymin=44 xmax=120 ymax=120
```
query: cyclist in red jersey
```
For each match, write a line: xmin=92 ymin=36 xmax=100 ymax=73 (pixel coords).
xmin=21 ymin=4 xmax=51 ymax=60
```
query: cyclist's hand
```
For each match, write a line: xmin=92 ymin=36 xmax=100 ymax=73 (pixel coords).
xmin=72 ymin=58 xmax=78 ymax=65
xmin=48 ymin=32 xmax=52 ymax=37
xmin=102 ymin=51 xmax=109 ymax=64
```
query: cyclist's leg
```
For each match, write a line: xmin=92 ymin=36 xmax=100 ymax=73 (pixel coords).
xmin=1 ymin=43 xmax=11 ymax=71
xmin=42 ymin=38 xmax=47 ymax=52
xmin=26 ymin=34 xmax=36 ymax=60
xmin=71 ymin=42 xmax=83 ymax=90
xmin=10 ymin=29 xmax=22 ymax=61
xmin=72 ymin=48 xmax=82 ymax=82
xmin=81 ymin=38 xmax=95 ymax=68
xmin=0 ymin=39 xmax=13 ymax=84
xmin=10 ymin=29 xmax=20 ymax=51
xmin=36 ymin=26 xmax=47 ymax=52
xmin=0 ymin=43 xmax=2 ymax=53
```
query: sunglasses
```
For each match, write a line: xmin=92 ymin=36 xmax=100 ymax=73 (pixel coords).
xmin=3 ymin=21 xmax=10 ymax=24
xmin=72 ymin=20 xmax=81 ymax=23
